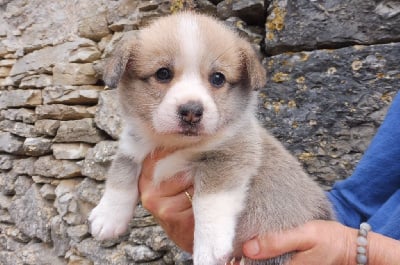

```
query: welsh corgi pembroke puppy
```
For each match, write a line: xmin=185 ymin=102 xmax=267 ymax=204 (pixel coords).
xmin=89 ymin=12 xmax=333 ymax=265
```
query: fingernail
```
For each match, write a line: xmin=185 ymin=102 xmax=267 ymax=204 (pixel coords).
xmin=245 ymin=239 xmax=260 ymax=256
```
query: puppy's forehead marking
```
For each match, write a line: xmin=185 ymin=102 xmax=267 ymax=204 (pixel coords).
xmin=178 ymin=15 xmax=201 ymax=71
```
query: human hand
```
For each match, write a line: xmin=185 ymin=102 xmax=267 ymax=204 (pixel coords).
xmin=138 ymin=149 xmax=194 ymax=253
xmin=242 ymin=220 xmax=357 ymax=265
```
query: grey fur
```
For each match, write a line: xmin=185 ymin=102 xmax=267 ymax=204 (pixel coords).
xmin=187 ymin=115 xmax=333 ymax=264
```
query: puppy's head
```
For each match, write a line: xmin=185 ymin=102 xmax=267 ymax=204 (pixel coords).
xmin=104 ymin=12 xmax=266 ymax=143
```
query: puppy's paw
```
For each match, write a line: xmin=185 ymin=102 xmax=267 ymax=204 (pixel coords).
xmin=89 ymin=206 xmax=129 ymax=240
xmin=193 ymin=245 xmax=231 ymax=265
xmin=89 ymin=193 xmax=137 ymax=240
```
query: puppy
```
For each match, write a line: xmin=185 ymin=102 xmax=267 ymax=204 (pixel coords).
xmin=89 ymin=12 xmax=333 ymax=265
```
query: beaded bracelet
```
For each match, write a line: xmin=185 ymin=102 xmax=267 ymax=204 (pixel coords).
xmin=356 ymin=222 xmax=371 ymax=265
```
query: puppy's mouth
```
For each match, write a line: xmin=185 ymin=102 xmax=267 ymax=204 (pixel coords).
xmin=178 ymin=123 xmax=202 ymax=136
xmin=153 ymin=123 xmax=205 ymax=137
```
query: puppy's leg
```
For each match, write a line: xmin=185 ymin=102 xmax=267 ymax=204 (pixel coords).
xmin=192 ymin=187 xmax=248 ymax=265
xmin=89 ymin=129 xmax=153 ymax=240
xmin=89 ymin=153 xmax=140 ymax=239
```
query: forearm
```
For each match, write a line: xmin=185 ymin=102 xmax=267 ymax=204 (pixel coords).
xmin=369 ymin=232 xmax=400 ymax=265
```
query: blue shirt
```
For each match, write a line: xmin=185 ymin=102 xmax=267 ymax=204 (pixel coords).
xmin=328 ymin=92 xmax=400 ymax=240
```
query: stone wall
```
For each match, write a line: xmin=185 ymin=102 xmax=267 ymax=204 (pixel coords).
xmin=0 ymin=0 xmax=399 ymax=264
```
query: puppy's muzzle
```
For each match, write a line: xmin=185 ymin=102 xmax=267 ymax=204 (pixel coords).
xmin=178 ymin=101 xmax=204 ymax=125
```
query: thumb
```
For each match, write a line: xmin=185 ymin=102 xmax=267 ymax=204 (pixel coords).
xmin=243 ymin=222 xmax=318 ymax=260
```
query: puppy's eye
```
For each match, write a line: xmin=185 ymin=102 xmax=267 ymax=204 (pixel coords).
xmin=209 ymin=72 xmax=225 ymax=88
xmin=155 ymin=68 xmax=173 ymax=82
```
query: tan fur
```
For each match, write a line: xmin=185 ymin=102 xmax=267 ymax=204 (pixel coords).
xmin=94 ymin=12 xmax=334 ymax=265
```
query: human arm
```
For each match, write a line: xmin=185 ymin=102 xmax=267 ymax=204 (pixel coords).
xmin=242 ymin=220 xmax=400 ymax=265
xmin=328 ymin=92 xmax=400 ymax=234
xmin=137 ymin=149 xmax=400 ymax=263
xmin=137 ymin=153 xmax=400 ymax=263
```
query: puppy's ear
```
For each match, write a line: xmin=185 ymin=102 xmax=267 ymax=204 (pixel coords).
xmin=240 ymin=43 xmax=267 ymax=90
xmin=103 ymin=31 xmax=139 ymax=89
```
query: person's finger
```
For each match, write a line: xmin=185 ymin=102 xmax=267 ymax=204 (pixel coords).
xmin=155 ymin=187 xmax=194 ymax=220
xmin=157 ymin=207 xmax=195 ymax=253
xmin=139 ymin=150 xmax=193 ymax=198
xmin=140 ymin=177 xmax=193 ymax=211
xmin=139 ymin=149 xmax=194 ymax=215
xmin=141 ymin=172 xmax=192 ymax=196
xmin=243 ymin=222 xmax=318 ymax=259
xmin=136 ymin=148 xmax=196 ymax=253
xmin=157 ymin=207 xmax=194 ymax=231
xmin=139 ymin=148 xmax=171 ymax=181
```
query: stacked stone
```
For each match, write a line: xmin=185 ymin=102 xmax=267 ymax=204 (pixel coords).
xmin=260 ymin=0 xmax=400 ymax=187
xmin=0 ymin=0 xmax=399 ymax=264
xmin=0 ymin=1 xmax=193 ymax=264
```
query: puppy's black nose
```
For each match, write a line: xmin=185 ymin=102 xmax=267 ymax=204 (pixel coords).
xmin=178 ymin=101 xmax=204 ymax=125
